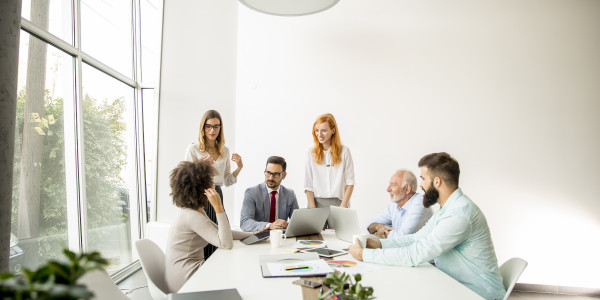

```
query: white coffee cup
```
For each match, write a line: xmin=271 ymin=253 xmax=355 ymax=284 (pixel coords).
xmin=270 ymin=229 xmax=287 ymax=248
xmin=352 ymin=234 xmax=369 ymax=248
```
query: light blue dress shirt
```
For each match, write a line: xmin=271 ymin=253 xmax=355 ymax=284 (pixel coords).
xmin=363 ymin=188 xmax=506 ymax=300
xmin=367 ymin=193 xmax=433 ymax=238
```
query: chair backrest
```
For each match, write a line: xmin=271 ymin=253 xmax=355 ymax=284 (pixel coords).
xmin=135 ymin=239 xmax=168 ymax=300
xmin=77 ymin=269 xmax=130 ymax=300
xmin=499 ymin=257 xmax=528 ymax=300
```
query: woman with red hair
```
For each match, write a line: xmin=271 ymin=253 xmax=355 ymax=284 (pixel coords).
xmin=304 ymin=113 xmax=355 ymax=228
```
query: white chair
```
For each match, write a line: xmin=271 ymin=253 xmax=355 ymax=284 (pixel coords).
xmin=146 ymin=222 xmax=171 ymax=253
xmin=499 ymin=257 xmax=528 ymax=300
xmin=77 ymin=269 xmax=130 ymax=300
xmin=135 ymin=239 xmax=169 ymax=300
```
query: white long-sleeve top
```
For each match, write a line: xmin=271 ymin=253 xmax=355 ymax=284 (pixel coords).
xmin=304 ymin=145 xmax=355 ymax=200
xmin=184 ymin=143 xmax=237 ymax=187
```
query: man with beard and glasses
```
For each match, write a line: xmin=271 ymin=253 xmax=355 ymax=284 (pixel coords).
xmin=366 ymin=170 xmax=433 ymax=238
xmin=349 ymin=152 xmax=505 ymax=300
xmin=240 ymin=156 xmax=299 ymax=232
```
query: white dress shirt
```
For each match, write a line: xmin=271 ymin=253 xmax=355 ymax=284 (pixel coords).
xmin=304 ymin=145 xmax=355 ymax=200
xmin=367 ymin=193 xmax=433 ymax=239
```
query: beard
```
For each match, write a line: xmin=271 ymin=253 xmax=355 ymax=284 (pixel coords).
xmin=422 ymin=184 xmax=439 ymax=208
xmin=266 ymin=180 xmax=278 ymax=189
xmin=390 ymin=193 xmax=403 ymax=203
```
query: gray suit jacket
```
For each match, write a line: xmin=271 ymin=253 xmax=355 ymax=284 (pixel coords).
xmin=240 ymin=182 xmax=299 ymax=232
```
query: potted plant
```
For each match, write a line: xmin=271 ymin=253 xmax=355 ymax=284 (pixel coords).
xmin=0 ymin=248 xmax=108 ymax=299
xmin=320 ymin=272 xmax=375 ymax=300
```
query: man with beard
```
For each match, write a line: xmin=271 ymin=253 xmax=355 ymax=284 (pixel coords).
xmin=240 ymin=156 xmax=299 ymax=232
xmin=349 ymin=152 xmax=505 ymax=300
xmin=366 ymin=170 xmax=433 ymax=238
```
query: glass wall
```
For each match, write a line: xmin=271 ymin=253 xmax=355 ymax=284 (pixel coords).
xmin=11 ymin=32 xmax=73 ymax=272
xmin=11 ymin=0 xmax=162 ymax=276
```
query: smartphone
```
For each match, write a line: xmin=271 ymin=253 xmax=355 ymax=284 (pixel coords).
xmin=292 ymin=279 xmax=322 ymax=288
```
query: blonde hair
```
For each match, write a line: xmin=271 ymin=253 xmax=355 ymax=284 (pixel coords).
xmin=198 ymin=110 xmax=225 ymax=158
xmin=311 ymin=113 xmax=342 ymax=166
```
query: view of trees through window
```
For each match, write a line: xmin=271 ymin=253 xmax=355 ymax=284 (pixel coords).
xmin=10 ymin=0 xmax=161 ymax=275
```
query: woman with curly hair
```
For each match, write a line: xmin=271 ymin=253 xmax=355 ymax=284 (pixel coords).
xmin=165 ymin=160 xmax=253 ymax=292
xmin=304 ymin=113 xmax=355 ymax=228
xmin=184 ymin=110 xmax=243 ymax=258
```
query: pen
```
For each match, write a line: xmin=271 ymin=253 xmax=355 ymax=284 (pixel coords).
xmin=285 ymin=266 xmax=309 ymax=271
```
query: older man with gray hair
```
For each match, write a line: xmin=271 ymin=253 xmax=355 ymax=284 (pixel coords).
xmin=367 ymin=170 xmax=433 ymax=239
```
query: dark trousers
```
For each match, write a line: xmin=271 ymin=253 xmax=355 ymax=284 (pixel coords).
xmin=203 ymin=186 xmax=223 ymax=260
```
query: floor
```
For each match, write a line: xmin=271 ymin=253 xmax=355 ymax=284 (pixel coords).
xmin=117 ymin=269 xmax=152 ymax=299
xmin=118 ymin=269 xmax=599 ymax=300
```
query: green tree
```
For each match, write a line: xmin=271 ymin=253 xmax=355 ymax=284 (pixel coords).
xmin=12 ymin=89 xmax=127 ymax=265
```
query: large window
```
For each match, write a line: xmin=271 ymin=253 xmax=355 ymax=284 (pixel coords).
xmin=11 ymin=0 xmax=162 ymax=276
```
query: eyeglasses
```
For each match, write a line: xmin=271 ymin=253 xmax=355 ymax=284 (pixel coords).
xmin=204 ymin=124 xmax=221 ymax=131
xmin=264 ymin=171 xmax=284 ymax=178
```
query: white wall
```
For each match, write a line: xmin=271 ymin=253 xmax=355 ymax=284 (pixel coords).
xmin=156 ymin=0 xmax=239 ymax=222
xmin=158 ymin=0 xmax=600 ymax=289
xmin=233 ymin=0 xmax=600 ymax=288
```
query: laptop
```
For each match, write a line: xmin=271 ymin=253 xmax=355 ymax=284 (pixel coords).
xmin=283 ymin=207 xmax=330 ymax=238
xmin=329 ymin=206 xmax=361 ymax=243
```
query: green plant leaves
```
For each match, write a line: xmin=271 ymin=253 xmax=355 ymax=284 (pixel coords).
xmin=320 ymin=271 xmax=375 ymax=300
xmin=0 ymin=248 xmax=108 ymax=299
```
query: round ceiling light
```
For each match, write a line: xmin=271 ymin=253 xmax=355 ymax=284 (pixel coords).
xmin=239 ymin=0 xmax=341 ymax=16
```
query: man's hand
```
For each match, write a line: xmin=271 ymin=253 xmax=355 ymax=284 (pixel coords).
xmin=269 ymin=219 xmax=288 ymax=230
xmin=374 ymin=224 xmax=394 ymax=238
xmin=366 ymin=237 xmax=382 ymax=249
xmin=369 ymin=223 xmax=394 ymax=238
xmin=253 ymin=227 xmax=269 ymax=235
xmin=348 ymin=240 xmax=364 ymax=261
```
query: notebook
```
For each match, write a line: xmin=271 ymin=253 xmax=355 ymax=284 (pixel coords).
xmin=283 ymin=207 xmax=330 ymax=238
xmin=167 ymin=288 xmax=242 ymax=300
xmin=329 ymin=206 xmax=361 ymax=243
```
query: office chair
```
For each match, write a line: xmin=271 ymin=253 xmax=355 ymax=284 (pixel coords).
xmin=135 ymin=239 xmax=169 ymax=300
xmin=77 ymin=269 xmax=130 ymax=300
xmin=499 ymin=257 xmax=528 ymax=300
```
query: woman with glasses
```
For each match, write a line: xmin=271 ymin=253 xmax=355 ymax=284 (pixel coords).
xmin=304 ymin=113 xmax=355 ymax=228
xmin=184 ymin=109 xmax=243 ymax=258
xmin=165 ymin=160 xmax=254 ymax=292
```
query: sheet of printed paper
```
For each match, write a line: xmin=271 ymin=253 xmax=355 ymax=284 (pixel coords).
xmin=326 ymin=259 xmax=381 ymax=275
xmin=266 ymin=259 xmax=334 ymax=277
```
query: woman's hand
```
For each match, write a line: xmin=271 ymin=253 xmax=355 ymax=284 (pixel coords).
xmin=231 ymin=153 xmax=243 ymax=168
xmin=201 ymin=154 xmax=215 ymax=165
xmin=204 ymin=188 xmax=224 ymax=213
xmin=231 ymin=153 xmax=243 ymax=178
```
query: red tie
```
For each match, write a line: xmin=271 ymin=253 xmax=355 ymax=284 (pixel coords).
xmin=269 ymin=191 xmax=277 ymax=223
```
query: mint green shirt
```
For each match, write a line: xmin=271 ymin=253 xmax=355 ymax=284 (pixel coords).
xmin=363 ymin=188 xmax=505 ymax=300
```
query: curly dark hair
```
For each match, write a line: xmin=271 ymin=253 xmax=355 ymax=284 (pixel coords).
xmin=170 ymin=160 xmax=217 ymax=210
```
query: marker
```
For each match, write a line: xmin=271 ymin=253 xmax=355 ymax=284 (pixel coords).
xmin=285 ymin=266 xmax=309 ymax=271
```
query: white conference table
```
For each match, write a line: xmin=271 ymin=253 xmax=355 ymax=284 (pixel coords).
xmin=178 ymin=230 xmax=483 ymax=299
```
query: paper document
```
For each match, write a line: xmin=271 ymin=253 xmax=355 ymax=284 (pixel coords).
xmin=326 ymin=259 xmax=381 ymax=275
xmin=266 ymin=259 xmax=334 ymax=277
